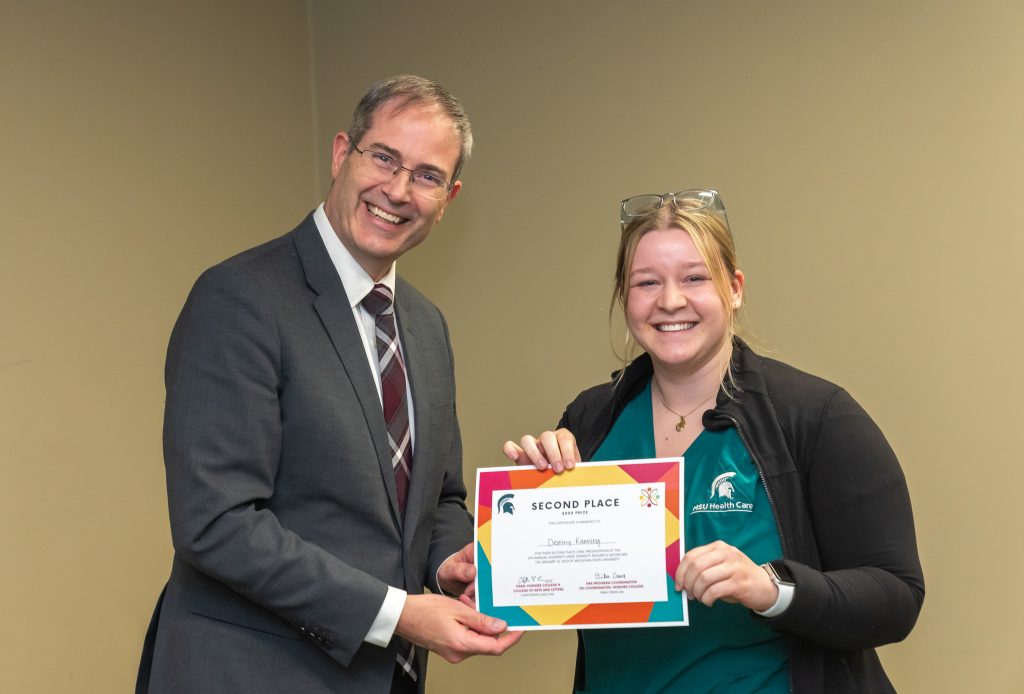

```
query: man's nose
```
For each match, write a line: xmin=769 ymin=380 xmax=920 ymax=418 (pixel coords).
xmin=382 ymin=169 xmax=414 ymax=203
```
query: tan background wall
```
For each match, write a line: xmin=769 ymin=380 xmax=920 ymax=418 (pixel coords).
xmin=3 ymin=1 xmax=1021 ymax=691
xmin=0 ymin=2 xmax=318 ymax=691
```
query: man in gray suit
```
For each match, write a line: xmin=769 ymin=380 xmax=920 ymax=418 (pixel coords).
xmin=137 ymin=75 xmax=521 ymax=693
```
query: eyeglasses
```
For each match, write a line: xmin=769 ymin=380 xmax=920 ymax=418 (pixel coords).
xmin=352 ymin=145 xmax=452 ymax=200
xmin=620 ymin=189 xmax=728 ymax=228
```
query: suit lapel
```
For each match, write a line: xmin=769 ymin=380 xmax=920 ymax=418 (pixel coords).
xmin=291 ymin=216 xmax=403 ymax=527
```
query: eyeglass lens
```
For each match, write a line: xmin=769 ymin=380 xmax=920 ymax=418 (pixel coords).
xmin=622 ymin=190 xmax=716 ymax=217
xmin=358 ymin=149 xmax=449 ymax=199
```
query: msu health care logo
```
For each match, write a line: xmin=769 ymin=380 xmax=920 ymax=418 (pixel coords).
xmin=711 ymin=472 xmax=737 ymax=500
xmin=690 ymin=471 xmax=754 ymax=514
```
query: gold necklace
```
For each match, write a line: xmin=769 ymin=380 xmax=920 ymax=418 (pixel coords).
xmin=652 ymin=381 xmax=717 ymax=432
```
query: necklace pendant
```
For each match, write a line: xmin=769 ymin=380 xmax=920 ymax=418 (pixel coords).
xmin=675 ymin=417 xmax=686 ymax=432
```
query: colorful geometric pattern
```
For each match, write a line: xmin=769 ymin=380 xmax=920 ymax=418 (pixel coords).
xmin=475 ymin=459 xmax=684 ymax=630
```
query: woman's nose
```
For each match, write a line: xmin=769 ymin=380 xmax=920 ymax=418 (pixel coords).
xmin=658 ymin=284 xmax=688 ymax=310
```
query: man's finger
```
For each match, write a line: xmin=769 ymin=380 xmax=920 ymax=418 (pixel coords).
xmin=459 ymin=604 xmax=508 ymax=636
xmin=454 ymin=563 xmax=476 ymax=582
xmin=453 ymin=627 xmax=523 ymax=657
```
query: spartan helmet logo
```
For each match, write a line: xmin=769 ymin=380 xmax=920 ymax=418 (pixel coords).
xmin=710 ymin=472 xmax=737 ymax=500
xmin=497 ymin=493 xmax=516 ymax=515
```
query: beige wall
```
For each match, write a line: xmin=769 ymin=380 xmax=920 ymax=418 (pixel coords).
xmin=4 ymin=1 xmax=1022 ymax=691
xmin=0 ymin=2 xmax=317 ymax=692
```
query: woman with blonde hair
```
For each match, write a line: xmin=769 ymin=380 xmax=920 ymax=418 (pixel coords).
xmin=504 ymin=190 xmax=923 ymax=693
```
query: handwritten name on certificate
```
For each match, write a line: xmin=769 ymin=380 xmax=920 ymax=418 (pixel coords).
xmin=475 ymin=458 xmax=686 ymax=631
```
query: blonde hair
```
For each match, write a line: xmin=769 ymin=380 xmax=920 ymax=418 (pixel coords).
xmin=610 ymin=201 xmax=743 ymax=377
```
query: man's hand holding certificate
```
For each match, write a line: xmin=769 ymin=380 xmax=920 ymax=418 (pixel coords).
xmin=475 ymin=458 xmax=687 ymax=630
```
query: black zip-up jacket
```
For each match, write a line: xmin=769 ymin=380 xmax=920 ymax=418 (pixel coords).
xmin=558 ymin=339 xmax=924 ymax=693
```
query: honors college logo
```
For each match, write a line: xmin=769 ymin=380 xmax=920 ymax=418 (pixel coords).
xmin=639 ymin=486 xmax=660 ymax=508
xmin=690 ymin=471 xmax=754 ymax=514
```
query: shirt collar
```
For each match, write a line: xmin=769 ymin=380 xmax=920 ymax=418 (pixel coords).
xmin=313 ymin=203 xmax=397 ymax=309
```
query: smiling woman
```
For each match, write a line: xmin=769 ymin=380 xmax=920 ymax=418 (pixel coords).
xmin=625 ymin=229 xmax=741 ymax=386
xmin=615 ymin=191 xmax=743 ymax=390
xmin=504 ymin=189 xmax=924 ymax=693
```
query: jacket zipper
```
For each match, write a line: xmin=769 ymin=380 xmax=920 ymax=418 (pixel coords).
xmin=717 ymin=413 xmax=788 ymax=557
xmin=719 ymin=412 xmax=794 ymax=694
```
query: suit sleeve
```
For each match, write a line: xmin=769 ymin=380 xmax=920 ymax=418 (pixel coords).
xmin=758 ymin=388 xmax=925 ymax=650
xmin=163 ymin=263 xmax=387 ymax=667
xmin=423 ymin=311 xmax=473 ymax=591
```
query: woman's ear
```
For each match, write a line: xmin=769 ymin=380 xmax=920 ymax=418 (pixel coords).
xmin=731 ymin=270 xmax=745 ymax=308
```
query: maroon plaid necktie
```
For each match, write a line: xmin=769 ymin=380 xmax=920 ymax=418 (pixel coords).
xmin=362 ymin=284 xmax=417 ymax=683
xmin=361 ymin=284 xmax=413 ymax=514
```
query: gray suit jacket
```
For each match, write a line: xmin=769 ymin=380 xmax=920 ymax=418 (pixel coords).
xmin=138 ymin=213 xmax=472 ymax=693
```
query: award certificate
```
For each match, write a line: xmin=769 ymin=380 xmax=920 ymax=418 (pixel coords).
xmin=475 ymin=458 xmax=686 ymax=630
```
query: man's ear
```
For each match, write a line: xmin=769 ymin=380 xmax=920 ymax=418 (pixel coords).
xmin=331 ymin=131 xmax=352 ymax=179
xmin=435 ymin=180 xmax=462 ymax=223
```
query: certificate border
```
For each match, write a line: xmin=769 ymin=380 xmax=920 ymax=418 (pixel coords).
xmin=474 ymin=458 xmax=686 ymax=631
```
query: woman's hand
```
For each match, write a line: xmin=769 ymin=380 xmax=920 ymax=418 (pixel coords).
xmin=502 ymin=429 xmax=580 ymax=473
xmin=675 ymin=540 xmax=778 ymax=612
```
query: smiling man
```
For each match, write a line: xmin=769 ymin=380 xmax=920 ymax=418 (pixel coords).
xmin=137 ymin=75 xmax=520 ymax=694
xmin=325 ymin=98 xmax=463 ymax=279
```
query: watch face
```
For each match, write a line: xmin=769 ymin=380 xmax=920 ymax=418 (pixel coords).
xmin=768 ymin=560 xmax=796 ymax=585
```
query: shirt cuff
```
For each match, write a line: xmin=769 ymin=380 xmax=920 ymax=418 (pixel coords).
xmin=435 ymin=550 xmax=463 ymax=597
xmin=364 ymin=586 xmax=407 ymax=647
xmin=755 ymin=582 xmax=794 ymax=618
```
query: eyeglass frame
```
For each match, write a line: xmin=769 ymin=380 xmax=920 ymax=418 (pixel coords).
xmin=619 ymin=189 xmax=728 ymax=228
xmin=350 ymin=144 xmax=454 ymax=200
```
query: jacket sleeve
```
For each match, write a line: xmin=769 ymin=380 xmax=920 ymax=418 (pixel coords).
xmin=424 ymin=312 xmax=473 ymax=591
xmin=163 ymin=264 xmax=387 ymax=667
xmin=556 ymin=387 xmax=605 ymax=459
xmin=759 ymin=387 xmax=925 ymax=650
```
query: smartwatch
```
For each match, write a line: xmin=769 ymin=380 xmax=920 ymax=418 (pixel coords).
xmin=762 ymin=559 xmax=796 ymax=588
xmin=757 ymin=560 xmax=796 ymax=617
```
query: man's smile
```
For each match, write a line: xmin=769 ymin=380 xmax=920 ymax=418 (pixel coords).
xmin=366 ymin=202 xmax=407 ymax=225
